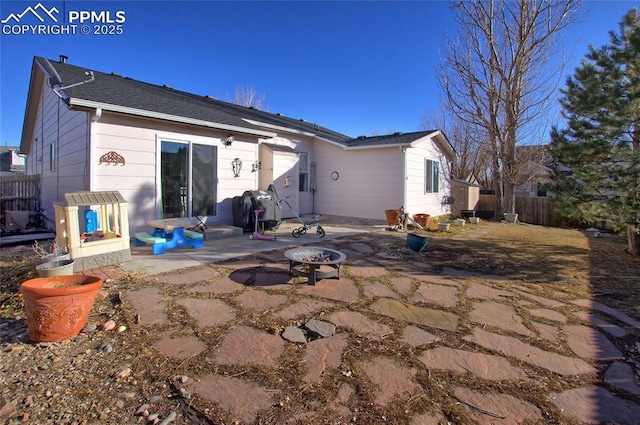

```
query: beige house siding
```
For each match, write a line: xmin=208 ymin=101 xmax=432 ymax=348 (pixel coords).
xmin=92 ymin=113 xmax=261 ymax=232
xmin=313 ymin=143 xmax=404 ymax=220
xmin=405 ymin=137 xmax=452 ymax=218
xmin=26 ymin=81 xmax=88 ymax=221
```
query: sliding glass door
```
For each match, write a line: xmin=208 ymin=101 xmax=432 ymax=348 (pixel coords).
xmin=160 ymin=141 xmax=217 ymax=219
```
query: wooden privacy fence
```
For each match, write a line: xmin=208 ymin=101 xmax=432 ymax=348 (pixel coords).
xmin=1 ymin=174 xmax=40 ymax=213
xmin=477 ymin=194 xmax=561 ymax=227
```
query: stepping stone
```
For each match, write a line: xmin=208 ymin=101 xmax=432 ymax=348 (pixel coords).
xmin=254 ymin=271 xmax=294 ymax=290
xmin=606 ymin=361 xmax=640 ymax=396
xmin=572 ymin=299 xmax=640 ymax=328
xmin=213 ymin=326 xmax=285 ymax=368
xmin=282 ymin=326 xmax=306 ymax=344
xmin=154 ymin=330 xmax=206 ymax=359
xmin=296 ymin=277 xmax=360 ymax=303
xmin=155 ymin=267 xmax=218 ymax=285
xmin=329 ymin=383 xmax=354 ymax=417
xmin=234 ymin=291 xmax=288 ymax=311
xmin=189 ymin=276 xmax=243 ymax=294
xmin=327 ymin=311 xmax=392 ymax=338
xmin=453 ymin=387 xmax=543 ymax=424
xmin=512 ymin=289 xmax=565 ymax=308
xmin=551 ymin=386 xmax=640 ymax=424
xmin=529 ymin=308 xmax=567 ymax=323
xmin=369 ymin=298 xmax=458 ymax=332
xmin=466 ymin=283 xmax=513 ymax=300
xmin=464 ymin=328 xmax=597 ymax=376
xmin=124 ymin=287 xmax=169 ymax=325
xmin=188 ymin=374 xmax=274 ymax=424
xmin=228 ymin=270 xmax=252 ymax=285
xmin=470 ymin=301 xmax=534 ymax=337
xmin=303 ymin=334 xmax=348 ymax=384
xmin=348 ymin=261 xmax=388 ymax=278
xmin=272 ymin=299 xmax=335 ymax=321
xmin=410 ymin=411 xmax=447 ymax=425
xmin=562 ymin=325 xmax=623 ymax=360
xmin=177 ymin=298 xmax=236 ymax=327
xmin=357 ymin=356 xmax=422 ymax=406
xmin=304 ymin=319 xmax=336 ymax=338
xmin=531 ymin=321 xmax=560 ymax=342
xmin=363 ymin=280 xmax=400 ymax=299
xmin=401 ymin=325 xmax=439 ymax=347
xmin=400 ymin=271 xmax=461 ymax=287
xmin=418 ymin=347 xmax=529 ymax=381
xmin=388 ymin=276 xmax=413 ymax=295
xmin=574 ymin=310 xmax=629 ymax=337
xmin=410 ymin=283 xmax=459 ymax=308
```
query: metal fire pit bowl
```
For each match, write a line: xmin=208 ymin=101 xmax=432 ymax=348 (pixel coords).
xmin=284 ymin=247 xmax=347 ymax=286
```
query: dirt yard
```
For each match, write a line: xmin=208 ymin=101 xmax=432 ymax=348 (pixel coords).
xmin=1 ymin=222 xmax=639 ymax=424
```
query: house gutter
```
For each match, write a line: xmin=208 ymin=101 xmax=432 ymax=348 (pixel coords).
xmin=88 ymin=108 xmax=102 ymax=191
xmin=69 ymin=99 xmax=277 ymax=138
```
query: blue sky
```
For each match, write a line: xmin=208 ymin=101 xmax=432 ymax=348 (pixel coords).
xmin=1 ymin=0 xmax=638 ymax=146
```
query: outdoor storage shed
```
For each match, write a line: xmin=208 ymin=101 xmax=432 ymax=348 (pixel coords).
xmin=54 ymin=191 xmax=131 ymax=272
xmin=451 ymin=179 xmax=481 ymax=218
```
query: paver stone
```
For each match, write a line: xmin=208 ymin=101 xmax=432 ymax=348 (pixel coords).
xmin=369 ymin=298 xmax=458 ymax=331
xmin=303 ymin=334 xmax=348 ymax=384
xmin=213 ymin=325 xmax=285 ymax=368
xmin=188 ymin=374 xmax=274 ymax=424
xmin=125 ymin=287 xmax=168 ymax=325
xmin=453 ymin=387 xmax=543 ymax=424
xmin=562 ymin=324 xmax=623 ymax=360
xmin=464 ymin=328 xmax=597 ymax=376
xmin=177 ymin=298 xmax=236 ymax=328
xmin=357 ymin=356 xmax=421 ymax=406
xmin=551 ymin=386 xmax=640 ymax=425
xmin=419 ymin=347 xmax=529 ymax=381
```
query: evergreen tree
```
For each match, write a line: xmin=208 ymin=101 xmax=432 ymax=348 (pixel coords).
xmin=547 ymin=8 xmax=640 ymax=255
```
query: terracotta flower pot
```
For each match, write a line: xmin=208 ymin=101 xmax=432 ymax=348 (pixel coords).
xmin=385 ymin=210 xmax=400 ymax=226
xmin=20 ymin=275 xmax=103 ymax=342
xmin=413 ymin=214 xmax=431 ymax=228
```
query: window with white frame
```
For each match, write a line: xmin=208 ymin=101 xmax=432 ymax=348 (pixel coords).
xmin=425 ymin=159 xmax=439 ymax=193
xmin=299 ymin=152 xmax=309 ymax=192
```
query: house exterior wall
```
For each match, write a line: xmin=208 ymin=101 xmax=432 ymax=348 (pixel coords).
xmin=405 ymin=138 xmax=453 ymax=218
xmin=313 ymin=142 xmax=405 ymax=220
xmin=258 ymin=135 xmax=315 ymax=216
xmin=90 ymin=113 xmax=261 ymax=233
xmin=26 ymin=82 xmax=88 ymax=223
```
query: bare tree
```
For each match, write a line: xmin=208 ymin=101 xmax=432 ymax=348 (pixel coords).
xmin=231 ymin=84 xmax=267 ymax=110
xmin=421 ymin=106 xmax=490 ymax=185
xmin=437 ymin=0 xmax=582 ymax=216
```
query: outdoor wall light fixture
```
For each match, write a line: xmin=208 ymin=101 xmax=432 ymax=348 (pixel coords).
xmin=251 ymin=161 xmax=261 ymax=172
xmin=223 ymin=134 xmax=234 ymax=146
xmin=232 ymin=158 xmax=242 ymax=177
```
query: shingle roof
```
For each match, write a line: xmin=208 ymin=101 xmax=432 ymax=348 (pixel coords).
xmin=34 ymin=57 xmax=451 ymax=152
xmin=34 ymin=56 xmax=350 ymax=143
xmin=343 ymin=131 xmax=439 ymax=148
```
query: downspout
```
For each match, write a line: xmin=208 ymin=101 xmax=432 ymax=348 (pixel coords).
xmin=88 ymin=108 xmax=102 ymax=190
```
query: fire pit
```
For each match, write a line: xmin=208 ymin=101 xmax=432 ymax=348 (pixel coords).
xmin=284 ymin=247 xmax=347 ymax=285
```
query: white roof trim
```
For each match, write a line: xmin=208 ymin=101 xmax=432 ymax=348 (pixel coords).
xmin=242 ymin=118 xmax=317 ymax=137
xmin=68 ymin=98 xmax=277 ymax=138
